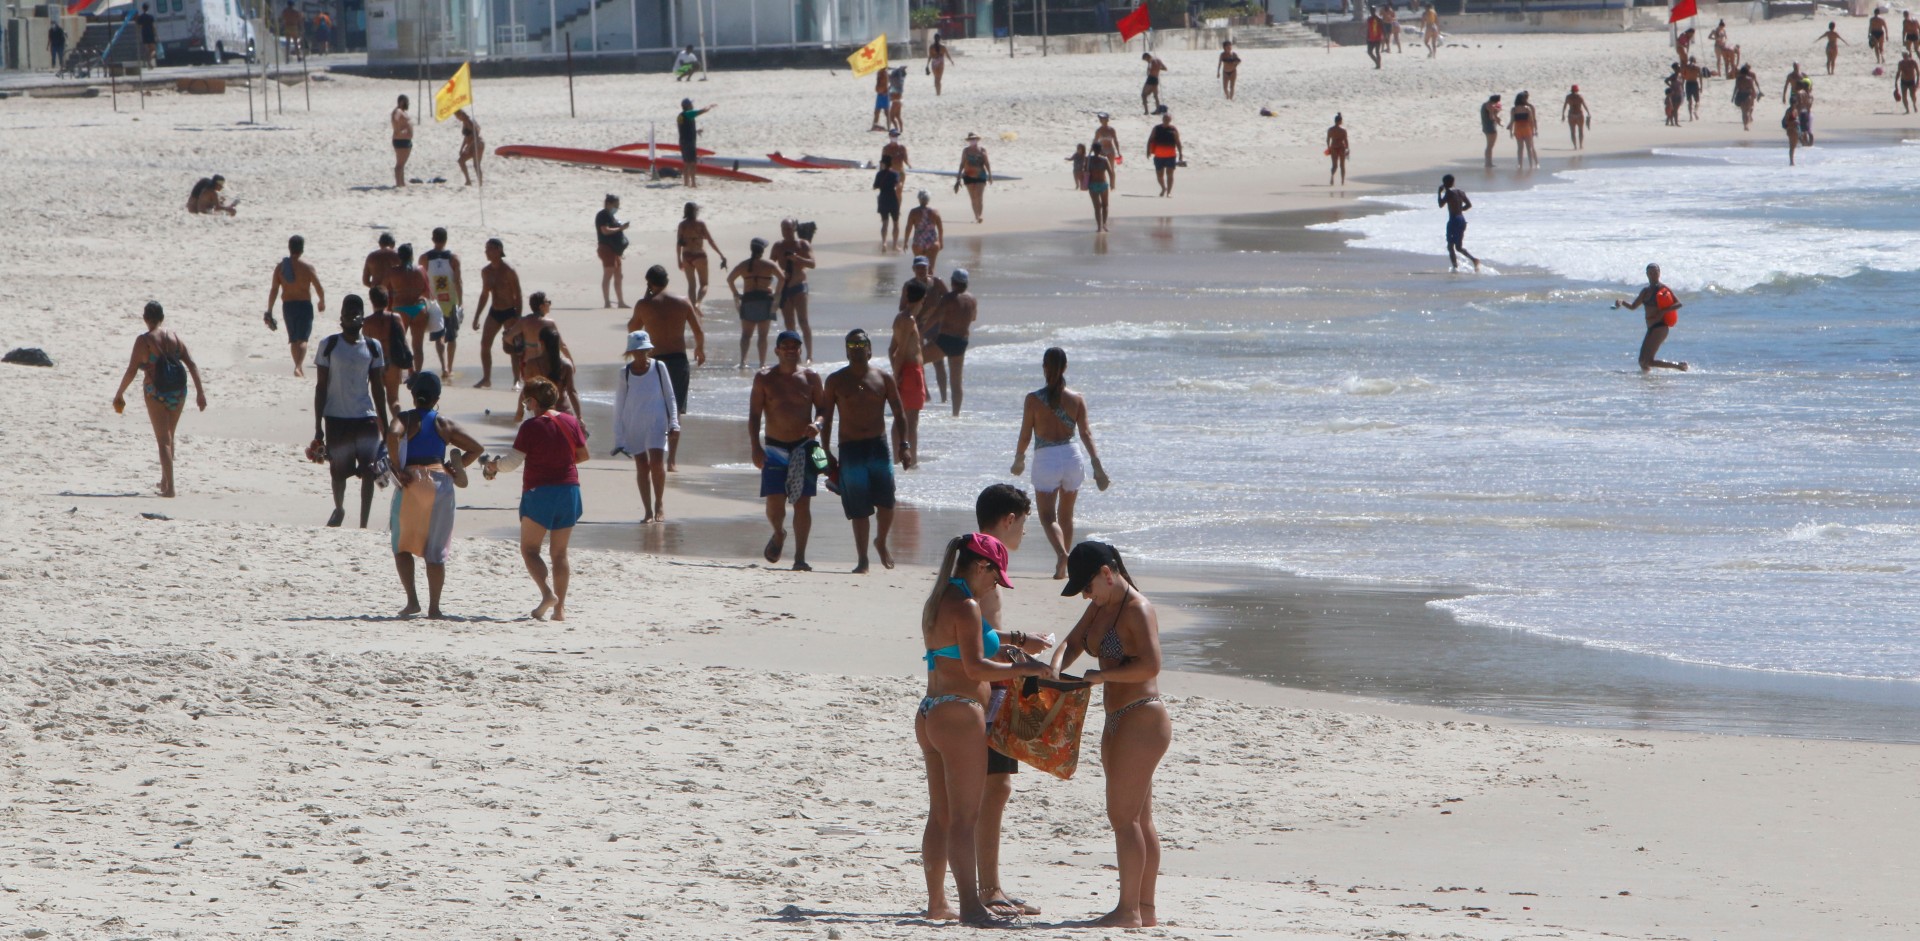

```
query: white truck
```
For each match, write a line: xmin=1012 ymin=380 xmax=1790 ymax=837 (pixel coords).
xmin=145 ymin=0 xmax=255 ymax=64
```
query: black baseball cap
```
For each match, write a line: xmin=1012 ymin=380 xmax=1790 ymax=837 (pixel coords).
xmin=1061 ymin=541 xmax=1124 ymax=596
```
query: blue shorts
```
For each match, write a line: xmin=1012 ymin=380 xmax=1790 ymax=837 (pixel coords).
xmin=519 ymin=484 xmax=583 ymax=531
xmin=283 ymin=300 xmax=314 ymax=344
xmin=876 ymin=93 xmax=890 ymax=111
xmin=760 ymin=438 xmax=819 ymax=499
xmin=837 ymin=437 xmax=896 ymax=520
xmin=1446 ymin=215 xmax=1467 ymax=247
xmin=1153 ymin=155 xmax=1177 ymax=171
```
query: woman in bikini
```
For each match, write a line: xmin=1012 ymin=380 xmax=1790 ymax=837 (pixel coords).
xmin=1509 ymin=90 xmax=1538 ymax=169
xmin=1051 ymin=541 xmax=1170 ymax=929
xmin=955 ymin=133 xmax=991 ymax=224
xmin=511 ymin=293 xmax=575 ymax=420
xmin=928 ymin=34 xmax=954 ymax=96
xmin=1011 ymin=348 xmax=1110 ymax=579
xmin=676 ymin=201 xmax=727 ymax=306
xmin=916 ymin=533 xmax=1052 ymax=927
xmin=112 ymin=301 xmax=207 ymax=497
xmin=905 ymin=190 xmax=945 ymax=272
xmin=1216 ymin=40 xmax=1240 ymax=100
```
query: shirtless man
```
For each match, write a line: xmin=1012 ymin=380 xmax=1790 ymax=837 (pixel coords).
xmin=821 ymin=329 xmax=911 ymax=574
xmin=1217 ymin=41 xmax=1240 ymax=100
xmin=628 ymin=264 xmax=706 ymax=469
xmin=1438 ymin=174 xmax=1479 ymax=272
xmin=890 ymin=281 xmax=930 ymax=459
xmin=932 ymin=269 xmax=978 ymax=417
xmin=1680 ymin=60 xmax=1705 ymax=122
xmin=1561 ymin=85 xmax=1591 ymax=149
xmin=770 ymin=218 xmax=817 ymax=362
xmin=1898 ymin=52 xmax=1919 ymax=113
xmin=381 ymin=243 xmax=432 ymax=375
xmin=871 ymin=69 xmax=890 ymax=132
xmin=1094 ymin=112 xmax=1122 ymax=185
xmin=1781 ymin=62 xmax=1805 ymax=104
xmin=1325 ymin=113 xmax=1350 ymax=185
xmin=900 ymin=257 xmax=950 ymax=404
xmin=1794 ymin=78 xmax=1815 ymax=146
xmin=265 ymin=234 xmax=326 ymax=376
xmin=391 ymin=95 xmax=414 ymax=188
xmin=726 ymin=238 xmax=783 ymax=369
xmin=1147 ymin=113 xmax=1183 ymax=197
xmin=1479 ymin=94 xmax=1504 ymax=168
xmin=1870 ymin=10 xmax=1890 ymax=65
xmin=470 ymin=238 xmax=524 ymax=388
xmin=1905 ymin=12 xmax=1919 ymax=57
xmin=362 ymin=233 xmax=400 ymax=291
xmin=420 ymin=227 xmax=463 ymax=376
xmin=1141 ymin=52 xmax=1168 ymax=114
xmin=676 ymin=202 xmax=728 ymax=306
xmin=1614 ymin=263 xmax=1688 ymax=373
xmin=1815 ymin=22 xmax=1849 ymax=76
xmin=750 ymin=330 xmax=826 ymax=571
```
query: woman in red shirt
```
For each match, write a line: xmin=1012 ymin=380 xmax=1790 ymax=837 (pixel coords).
xmin=482 ymin=376 xmax=589 ymax=620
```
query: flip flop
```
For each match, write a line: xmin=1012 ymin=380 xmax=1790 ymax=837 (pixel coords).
xmin=984 ymin=893 xmax=1041 ymax=916
xmin=763 ymin=531 xmax=785 ymax=564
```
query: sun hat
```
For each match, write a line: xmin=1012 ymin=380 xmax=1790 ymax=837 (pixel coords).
xmin=624 ymin=330 xmax=654 ymax=354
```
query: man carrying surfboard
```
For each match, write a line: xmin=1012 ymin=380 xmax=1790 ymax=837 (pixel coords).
xmin=1614 ymin=264 xmax=1689 ymax=373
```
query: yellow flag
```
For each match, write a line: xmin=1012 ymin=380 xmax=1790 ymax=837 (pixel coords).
xmin=847 ymin=34 xmax=888 ymax=78
xmin=433 ymin=62 xmax=472 ymax=123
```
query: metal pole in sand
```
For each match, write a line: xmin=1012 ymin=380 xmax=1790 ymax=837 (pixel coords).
xmin=566 ymin=32 xmax=576 ymax=117
xmin=244 ymin=49 xmax=254 ymax=123
xmin=648 ymin=121 xmax=658 ymax=182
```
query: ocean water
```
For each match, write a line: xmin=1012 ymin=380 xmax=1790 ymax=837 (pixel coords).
xmin=602 ymin=142 xmax=1920 ymax=685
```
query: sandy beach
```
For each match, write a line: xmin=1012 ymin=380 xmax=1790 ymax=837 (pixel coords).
xmin=5 ymin=18 xmax=1920 ymax=939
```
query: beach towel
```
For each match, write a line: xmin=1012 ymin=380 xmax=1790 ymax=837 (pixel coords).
xmin=989 ymin=674 xmax=1094 ymax=780
xmin=390 ymin=465 xmax=455 ymax=564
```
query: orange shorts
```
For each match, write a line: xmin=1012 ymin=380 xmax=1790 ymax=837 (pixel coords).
xmin=897 ymin=361 xmax=927 ymax=411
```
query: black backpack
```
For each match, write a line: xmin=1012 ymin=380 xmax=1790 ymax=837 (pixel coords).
xmin=152 ymin=334 xmax=188 ymax=397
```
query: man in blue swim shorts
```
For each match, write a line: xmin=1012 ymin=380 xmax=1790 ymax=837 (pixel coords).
xmin=1437 ymin=174 xmax=1480 ymax=272
xmin=821 ymin=328 xmax=912 ymax=573
xmin=265 ymin=234 xmax=326 ymax=377
xmin=750 ymin=330 xmax=825 ymax=571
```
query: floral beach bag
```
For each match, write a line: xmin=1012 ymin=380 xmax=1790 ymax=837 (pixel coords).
xmin=989 ymin=674 xmax=1094 ymax=780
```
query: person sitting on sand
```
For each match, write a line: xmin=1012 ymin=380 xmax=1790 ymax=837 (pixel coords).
xmin=1326 ymin=113 xmax=1350 ymax=186
xmin=1051 ymin=541 xmax=1171 ymax=929
xmin=1140 ymin=52 xmax=1168 ymax=113
xmin=1614 ymin=263 xmax=1689 ymax=372
xmin=482 ymin=377 xmax=587 ymax=621
xmin=112 ymin=301 xmax=207 ymax=498
xmin=187 ymin=175 xmax=236 ymax=215
xmin=821 ymin=329 xmax=911 ymax=573
xmin=1437 ymin=174 xmax=1480 ymax=272
xmin=391 ymin=95 xmax=413 ymax=187
xmin=726 ymin=237 xmax=782 ymax=370
xmin=1012 ymin=347 xmax=1109 ymax=580
xmin=916 ymin=532 xmax=1054 ymax=927
xmin=387 ymin=371 xmax=483 ymax=619
xmin=613 ymin=330 xmax=679 ymax=524
xmin=676 ymin=201 xmax=727 ymax=306
xmin=674 ymin=44 xmax=699 ymax=81
xmin=470 ymin=237 xmax=523 ymax=389
xmin=1562 ymin=85 xmax=1591 ymax=148
xmin=749 ymin=330 xmax=825 ymax=569
xmin=312 ymin=295 xmax=393 ymax=529
xmin=264 ymin=234 xmax=325 ymax=376
xmin=455 ymin=109 xmax=483 ymax=186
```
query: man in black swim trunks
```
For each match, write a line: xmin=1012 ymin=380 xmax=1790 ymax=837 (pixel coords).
xmin=471 ymin=238 xmax=524 ymax=389
xmin=1897 ymin=51 xmax=1919 ymax=113
xmin=391 ymin=95 xmax=414 ymax=187
xmin=932 ymin=269 xmax=978 ymax=417
xmin=1146 ymin=112 xmax=1183 ymax=197
xmin=1141 ymin=52 xmax=1167 ymax=115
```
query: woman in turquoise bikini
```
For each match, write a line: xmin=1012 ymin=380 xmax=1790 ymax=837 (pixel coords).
xmin=1085 ymin=139 xmax=1114 ymax=233
xmin=112 ymin=301 xmax=207 ymax=498
xmin=917 ymin=532 xmax=1052 ymax=926
xmin=1052 ymin=541 xmax=1169 ymax=929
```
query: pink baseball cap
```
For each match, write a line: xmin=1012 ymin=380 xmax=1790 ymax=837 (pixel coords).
xmin=964 ymin=533 xmax=1014 ymax=588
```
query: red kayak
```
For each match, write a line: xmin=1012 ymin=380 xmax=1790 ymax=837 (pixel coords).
xmin=494 ymin=145 xmax=771 ymax=184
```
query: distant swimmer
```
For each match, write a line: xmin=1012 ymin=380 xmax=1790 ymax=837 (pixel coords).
xmin=1217 ymin=40 xmax=1240 ymax=100
xmin=1086 ymin=139 xmax=1113 ymax=232
xmin=470 ymin=237 xmax=523 ymax=389
xmin=1561 ymin=85 xmax=1591 ymax=149
xmin=596 ymin=193 xmax=630 ymax=309
xmin=629 ymin=264 xmax=706 ymax=470
xmin=771 ymin=218 xmax=817 ymax=361
xmin=312 ymin=295 xmax=393 ymax=528
xmin=1613 ymin=263 xmax=1688 ymax=372
xmin=112 ymin=301 xmax=207 ymax=498
xmin=957 ymin=132 xmax=992 ymax=224
xmin=677 ymin=201 xmax=727 ymax=306
xmin=726 ymin=237 xmax=782 ymax=369
xmin=265 ymin=234 xmax=325 ymax=375
xmin=822 ymin=329 xmax=911 ymax=573
xmin=929 ymin=34 xmax=954 ymax=96
xmin=362 ymin=232 xmax=399 ymax=291
xmin=455 ymin=108 xmax=483 ymax=186
xmin=1479 ymin=94 xmax=1504 ymax=168
xmin=1140 ymin=52 xmax=1168 ymax=114
xmin=1325 ymin=113 xmax=1349 ymax=186
xmin=187 ymin=175 xmax=237 ymax=215
xmin=749 ymin=329 xmax=825 ymax=569
xmin=1815 ymin=21 xmax=1849 ymax=76
xmin=906 ymin=190 xmax=946 ymax=271
xmin=1870 ymin=9 xmax=1889 ymax=64
xmin=613 ymin=330 xmax=679 ymax=523
xmin=1898 ymin=52 xmax=1918 ymax=113
xmin=391 ymin=95 xmax=413 ymax=188
xmin=1509 ymin=90 xmax=1538 ymax=168
xmin=1732 ymin=65 xmax=1760 ymax=129
xmin=1147 ymin=112 xmax=1183 ymax=197
xmin=1437 ymin=174 xmax=1479 ymax=272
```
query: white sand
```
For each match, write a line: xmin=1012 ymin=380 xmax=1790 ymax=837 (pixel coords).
xmin=4 ymin=20 xmax=1920 ymax=939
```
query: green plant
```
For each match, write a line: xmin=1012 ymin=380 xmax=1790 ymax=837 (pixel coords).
xmin=910 ymin=5 xmax=944 ymax=29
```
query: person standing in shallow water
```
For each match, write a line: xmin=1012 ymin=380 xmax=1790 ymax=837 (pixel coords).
xmin=1437 ymin=174 xmax=1480 ymax=272
xmin=1325 ymin=114 xmax=1349 ymax=186
xmin=112 ymin=301 xmax=208 ymax=498
xmin=1011 ymin=347 xmax=1110 ymax=580
xmin=1615 ymin=263 xmax=1689 ymax=372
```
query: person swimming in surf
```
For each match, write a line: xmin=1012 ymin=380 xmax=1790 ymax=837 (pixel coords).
xmin=1614 ymin=263 xmax=1689 ymax=372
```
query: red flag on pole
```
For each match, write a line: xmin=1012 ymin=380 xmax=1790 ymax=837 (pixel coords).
xmin=64 ymin=0 xmax=98 ymax=12
xmin=1117 ymin=3 xmax=1151 ymax=41
xmin=1668 ymin=0 xmax=1697 ymax=23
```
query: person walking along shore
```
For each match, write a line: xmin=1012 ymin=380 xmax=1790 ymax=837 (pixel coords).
xmin=112 ymin=302 xmax=207 ymax=498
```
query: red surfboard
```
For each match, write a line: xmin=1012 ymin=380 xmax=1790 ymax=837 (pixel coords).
xmin=609 ymin=142 xmax=716 ymax=156
xmin=494 ymin=145 xmax=771 ymax=184
xmin=769 ymin=151 xmax=864 ymax=169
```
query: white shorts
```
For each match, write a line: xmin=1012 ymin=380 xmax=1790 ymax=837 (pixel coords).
xmin=1031 ymin=442 xmax=1085 ymax=494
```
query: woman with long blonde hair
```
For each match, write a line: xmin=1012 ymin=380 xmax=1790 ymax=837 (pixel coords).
xmin=916 ymin=533 xmax=1051 ymax=926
